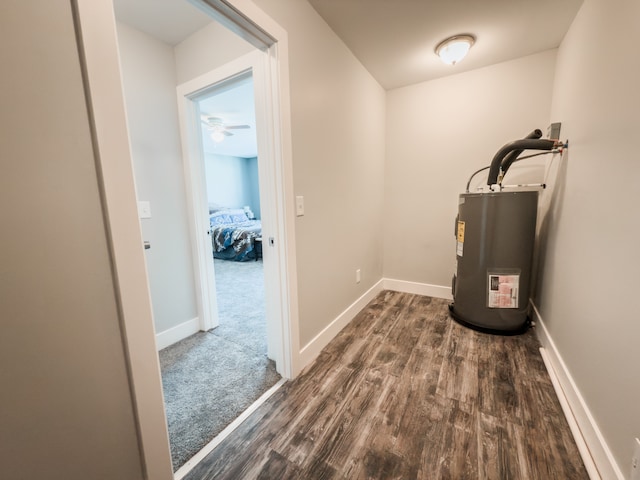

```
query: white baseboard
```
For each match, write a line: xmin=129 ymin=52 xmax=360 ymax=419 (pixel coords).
xmin=383 ymin=277 xmax=452 ymax=300
xmin=155 ymin=317 xmax=200 ymax=351
xmin=299 ymin=279 xmax=384 ymax=369
xmin=531 ymin=302 xmax=624 ymax=480
xmin=298 ymin=277 xmax=451 ymax=371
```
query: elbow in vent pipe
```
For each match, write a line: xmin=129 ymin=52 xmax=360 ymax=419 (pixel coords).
xmin=499 ymin=129 xmax=542 ymax=174
xmin=487 ymin=135 xmax=556 ymax=186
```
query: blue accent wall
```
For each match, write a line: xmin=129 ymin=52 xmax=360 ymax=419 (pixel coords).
xmin=204 ymin=153 xmax=261 ymax=218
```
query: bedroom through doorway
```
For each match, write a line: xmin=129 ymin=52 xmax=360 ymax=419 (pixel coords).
xmin=112 ymin=0 xmax=295 ymax=473
xmin=161 ymin=64 xmax=283 ymax=472
xmin=198 ymin=72 xmax=274 ymax=368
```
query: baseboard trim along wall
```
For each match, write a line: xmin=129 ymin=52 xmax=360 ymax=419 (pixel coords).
xmin=383 ymin=278 xmax=453 ymax=300
xmin=299 ymin=280 xmax=385 ymax=368
xmin=531 ymin=301 xmax=624 ymax=480
xmin=299 ymin=278 xmax=452 ymax=371
xmin=155 ymin=317 xmax=200 ymax=351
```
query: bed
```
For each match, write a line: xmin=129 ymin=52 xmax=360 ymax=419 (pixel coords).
xmin=209 ymin=208 xmax=261 ymax=261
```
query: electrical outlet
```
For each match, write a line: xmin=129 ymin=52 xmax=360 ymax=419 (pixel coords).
xmin=631 ymin=437 xmax=640 ymax=480
xmin=356 ymin=269 xmax=361 ymax=284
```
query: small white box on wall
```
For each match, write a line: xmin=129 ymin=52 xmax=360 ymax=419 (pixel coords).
xmin=138 ymin=201 xmax=152 ymax=219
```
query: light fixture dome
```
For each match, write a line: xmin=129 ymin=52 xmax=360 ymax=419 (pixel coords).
xmin=210 ymin=128 xmax=225 ymax=143
xmin=435 ymin=34 xmax=475 ymax=65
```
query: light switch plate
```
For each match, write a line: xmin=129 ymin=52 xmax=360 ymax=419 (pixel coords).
xmin=632 ymin=437 xmax=640 ymax=480
xmin=295 ymin=196 xmax=304 ymax=216
xmin=138 ymin=201 xmax=152 ymax=219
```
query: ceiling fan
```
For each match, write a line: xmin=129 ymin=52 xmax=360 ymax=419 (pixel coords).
xmin=201 ymin=115 xmax=250 ymax=142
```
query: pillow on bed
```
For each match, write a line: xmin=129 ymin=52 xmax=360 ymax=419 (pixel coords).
xmin=209 ymin=209 xmax=249 ymax=225
xmin=209 ymin=211 xmax=233 ymax=225
xmin=230 ymin=213 xmax=249 ymax=223
xmin=224 ymin=209 xmax=250 ymax=223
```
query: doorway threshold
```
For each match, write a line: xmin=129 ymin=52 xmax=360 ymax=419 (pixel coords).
xmin=173 ymin=377 xmax=287 ymax=480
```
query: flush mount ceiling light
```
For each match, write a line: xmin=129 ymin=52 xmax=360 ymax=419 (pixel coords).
xmin=435 ymin=34 xmax=475 ymax=65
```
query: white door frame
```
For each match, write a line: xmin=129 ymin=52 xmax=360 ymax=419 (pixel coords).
xmin=74 ymin=0 xmax=300 ymax=478
xmin=176 ymin=52 xmax=287 ymax=368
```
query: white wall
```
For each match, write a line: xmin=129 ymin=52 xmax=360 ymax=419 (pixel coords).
xmin=384 ymin=50 xmax=557 ymax=287
xmin=116 ymin=22 xmax=198 ymax=334
xmin=0 ymin=2 xmax=144 ymax=478
xmin=536 ymin=0 xmax=640 ymax=474
xmin=251 ymin=0 xmax=387 ymax=347
xmin=174 ymin=20 xmax=254 ymax=84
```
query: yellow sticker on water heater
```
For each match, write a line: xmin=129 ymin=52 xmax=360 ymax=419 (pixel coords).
xmin=457 ymin=221 xmax=465 ymax=243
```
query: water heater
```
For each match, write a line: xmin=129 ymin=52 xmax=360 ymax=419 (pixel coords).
xmin=450 ymin=191 xmax=538 ymax=333
xmin=449 ymin=129 xmax=560 ymax=334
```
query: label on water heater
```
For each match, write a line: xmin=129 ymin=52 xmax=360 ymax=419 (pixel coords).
xmin=487 ymin=273 xmax=519 ymax=308
xmin=457 ymin=221 xmax=465 ymax=242
xmin=456 ymin=221 xmax=465 ymax=256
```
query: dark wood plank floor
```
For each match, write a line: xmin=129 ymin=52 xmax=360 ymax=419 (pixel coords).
xmin=184 ymin=291 xmax=587 ymax=479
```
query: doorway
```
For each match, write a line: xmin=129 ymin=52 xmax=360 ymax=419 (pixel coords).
xmin=75 ymin=0 xmax=300 ymax=477
xmin=175 ymin=48 xmax=292 ymax=371
xmin=197 ymin=72 xmax=268 ymax=355
xmin=150 ymin=65 xmax=282 ymax=472
xmin=112 ymin=1 xmax=294 ymax=473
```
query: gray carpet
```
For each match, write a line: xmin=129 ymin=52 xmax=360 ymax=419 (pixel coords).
xmin=159 ymin=258 xmax=280 ymax=472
